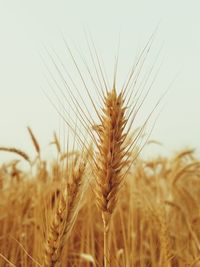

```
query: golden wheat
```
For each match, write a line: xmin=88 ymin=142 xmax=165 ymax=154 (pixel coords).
xmin=0 ymin=144 xmax=200 ymax=266
xmin=44 ymin=157 xmax=87 ymax=267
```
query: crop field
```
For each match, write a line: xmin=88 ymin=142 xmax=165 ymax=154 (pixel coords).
xmin=0 ymin=135 xmax=200 ymax=267
xmin=0 ymin=42 xmax=200 ymax=267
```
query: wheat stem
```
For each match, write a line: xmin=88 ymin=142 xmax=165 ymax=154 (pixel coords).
xmin=102 ymin=212 xmax=110 ymax=267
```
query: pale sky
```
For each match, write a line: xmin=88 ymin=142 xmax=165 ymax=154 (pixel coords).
xmin=0 ymin=0 xmax=200 ymax=161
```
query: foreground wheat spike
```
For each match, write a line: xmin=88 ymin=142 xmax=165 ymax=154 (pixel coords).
xmin=94 ymin=88 xmax=128 ymax=267
xmin=44 ymin=159 xmax=86 ymax=267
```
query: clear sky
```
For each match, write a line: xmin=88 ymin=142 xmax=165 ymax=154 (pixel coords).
xmin=0 ymin=0 xmax=200 ymax=161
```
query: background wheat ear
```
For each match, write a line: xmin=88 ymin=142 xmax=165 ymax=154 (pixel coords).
xmin=44 ymin=155 xmax=87 ymax=267
xmin=0 ymin=147 xmax=30 ymax=163
xmin=27 ymin=126 xmax=41 ymax=156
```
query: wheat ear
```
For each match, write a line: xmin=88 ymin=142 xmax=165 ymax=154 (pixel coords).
xmin=27 ymin=126 xmax=40 ymax=155
xmin=0 ymin=147 xmax=30 ymax=162
xmin=44 ymin=159 xmax=86 ymax=267
xmin=94 ymin=88 xmax=127 ymax=267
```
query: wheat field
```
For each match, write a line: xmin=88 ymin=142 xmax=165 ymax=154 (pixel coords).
xmin=0 ymin=134 xmax=200 ymax=267
xmin=1 ymin=42 xmax=200 ymax=267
